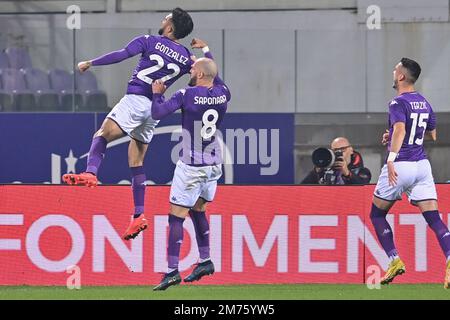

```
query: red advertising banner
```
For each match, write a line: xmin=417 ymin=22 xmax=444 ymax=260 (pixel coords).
xmin=0 ymin=185 xmax=448 ymax=285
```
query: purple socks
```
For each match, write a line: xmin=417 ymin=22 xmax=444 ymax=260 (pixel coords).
xmin=371 ymin=205 xmax=450 ymax=261
xmin=370 ymin=204 xmax=398 ymax=259
xmin=189 ymin=210 xmax=211 ymax=261
xmin=131 ymin=166 xmax=146 ymax=218
xmin=86 ymin=137 xmax=147 ymax=219
xmin=423 ymin=210 xmax=450 ymax=259
xmin=167 ymin=214 xmax=185 ymax=270
xmin=166 ymin=211 xmax=211 ymax=272
xmin=86 ymin=136 xmax=107 ymax=175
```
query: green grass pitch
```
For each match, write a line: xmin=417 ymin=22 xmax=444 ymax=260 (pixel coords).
xmin=0 ymin=284 xmax=449 ymax=300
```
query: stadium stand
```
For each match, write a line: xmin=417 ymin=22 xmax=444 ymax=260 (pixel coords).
xmin=0 ymin=47 xmax=108 ymax=112
xmin=0 ymin=84 xmax=13 ymax=112
xmin=48 ymin=68 xmax=84 ymax=111
xmin=5 ymin=47 xmax=32 ymax=69
xmin=75 ymin=70 xmax=108 ymax=112
xmin=23 ymin=68 xmax=60 ymax=111
xmin=0 ymin=68 xmax=36 ymax=111
xmin=0 ymin=51 xmax=9 ymax=69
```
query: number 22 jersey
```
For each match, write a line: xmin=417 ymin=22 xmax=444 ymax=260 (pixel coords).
xmin=126 ymin=35 xmax=193 ymax=100
xmin=387 ymin=91 xmax=436 ymax=162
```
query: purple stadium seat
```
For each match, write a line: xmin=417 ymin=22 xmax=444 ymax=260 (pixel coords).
xmin=49 ymin=68 xmax=73 ymax=92
xmin=75 ymin=70 xmax=108 ymax=111
xmin=0 ymin=51 xmax=9 ymax=69
xmin=49 ymin=68 xmax=83 ymax=111
xmin=0 ymin=52 xmax=12 ymax=110
xmin=0 ymin=68 xmax=35 ymax=111
xmin=0 ymin=93 xmax=13 ymax=111
xmin=2 ymin=68 xmax=27 ymax=91
xmin=5 ymin=47 xmax=32 ymax=69
xmin=24 ymin=68 xmax=52 ymax=91
xmin=0 ymin=78 xmax=13 ymax=111
xmin=23 ymin=68 xmax=59 ymax=111
xmin=75 ymin=70 xmax=99 ymax=91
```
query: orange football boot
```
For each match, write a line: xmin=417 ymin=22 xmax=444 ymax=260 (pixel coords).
xmin=62 ymin=172 xmax=98 ymax=187
xmin=123 ymin=215 xmax=148 ymax=240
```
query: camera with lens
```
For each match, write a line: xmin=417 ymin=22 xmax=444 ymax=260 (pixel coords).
xmin=312 ymin=148 xmax=344 ymax=169
xmin=311 ymin=148 xmax=344 ymax=184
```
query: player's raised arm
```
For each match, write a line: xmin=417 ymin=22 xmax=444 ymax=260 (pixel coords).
xmin=151 ymin=80 xmax=184 ymax=120
xmin=191 ymin=38 xmax=213 ymax=58
xmin=78 ymin=35 xmax=147 ymax=72
xmin=191 ymin=38 xmax=230 ymax=102
xmin=191 ymin=38 xmax=226 ymax=86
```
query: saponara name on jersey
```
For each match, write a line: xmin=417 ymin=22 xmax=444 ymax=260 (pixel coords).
xmin=194 ymin=95 xmax=227 ymax=105
xmin=154 ymin=42 xmax=189 ymax=65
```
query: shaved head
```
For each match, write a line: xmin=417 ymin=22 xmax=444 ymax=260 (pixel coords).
xmin=331 ymin=137 xmax=353 ymax=164
xmin=194 ymin=58 xmax=218 ymax=79
xmin=331 ymin=137 xmax=350 ymax=149
xmin=188 ymin=57 xmax=218 ymax=87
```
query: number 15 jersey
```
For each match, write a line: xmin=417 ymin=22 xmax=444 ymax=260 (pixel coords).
xmin=387 ymin=91 xmax=436 ymax=162
xmin=126 ymin=35 xmax=193 ymax=100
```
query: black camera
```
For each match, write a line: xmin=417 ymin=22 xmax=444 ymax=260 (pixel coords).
xmin=311 ymin=148 xmax=343 ymax=169
xmin=311 ymin=148 xmax=344 ymax=185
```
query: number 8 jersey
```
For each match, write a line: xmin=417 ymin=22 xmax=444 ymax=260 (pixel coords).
xmin=151 ymin=75 xmax=231 ymax=166
xmin=387 ymin=91 xmax=436 ymax=162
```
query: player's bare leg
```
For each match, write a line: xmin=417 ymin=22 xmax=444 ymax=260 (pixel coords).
xmin=123 ymin=139 xmax=149 ymax=240
xmin=371 ymin=197 xmax=406 ymax=284
xmin=416 ymin=200 xmax=450 ymax=288
xmin=63 ymin=118 xmax=124 ymax=186
xmin=62 ymin=119 xmax=124 ymax=186
xmin=184 ymin=198 xmax=215 ymax=283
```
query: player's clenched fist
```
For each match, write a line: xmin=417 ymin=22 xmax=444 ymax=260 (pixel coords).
xmin=78 ymin=61 xmax=92 ymax=73
xmin=191 ymin=38 xmax=207 ymax=49
xmin=152 ymin=79 xmax=166 ymax=94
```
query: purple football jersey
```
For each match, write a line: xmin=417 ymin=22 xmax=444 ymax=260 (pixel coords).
xmin=152 ymin=76 xmax=231 ymax=166
xmin=91 ymin=35 xmax=193 ymax=100
xmin=387 ymin=91 xmax=436 ymax=162
xmin=179 ymin=84 xmax=229 ymax=165
xmin=128 ymin=35 xmax=193 ymax=99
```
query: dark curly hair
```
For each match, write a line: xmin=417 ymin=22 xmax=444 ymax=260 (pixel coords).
xmin=400 ymin=57 xmax=421 ymax=84
xmin=171 ymin=7 xmax=194 ymax=40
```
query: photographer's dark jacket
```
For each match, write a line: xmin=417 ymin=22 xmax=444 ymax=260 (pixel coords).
xmin=301 ymin=151 xmax=372 ymax=185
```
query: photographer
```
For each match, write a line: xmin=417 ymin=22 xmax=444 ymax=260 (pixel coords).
xmin=301 ymin=137 xmax=372 ymax=185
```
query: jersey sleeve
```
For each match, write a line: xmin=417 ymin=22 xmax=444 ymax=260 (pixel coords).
xmin=427 ymin=106 xmax=436 ymax=131
xmin=204 ymin=51 xmax=214 ymax=60
xmin=221 ymin=84 xmax=231 ymax=101
xmin=91 ymin=35 xmax=147 ymax=66
xmin=186 ymin=48 xmax=195 ymax=67
xmin=151 ymin=89 xmax=185 ymax=120
xmin=124 ymin=35 xmax=148 ymax=56
xmin=389 ymin=99 xmax=407 ymax=125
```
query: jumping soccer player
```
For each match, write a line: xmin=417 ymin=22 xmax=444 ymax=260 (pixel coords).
xmin=371 ymin=58 xmax=450 ymax=288
xmin=62 ymin=8 xmax=194 ymax=241
xmin=150 ymin=39 xmax=230 ymax=291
